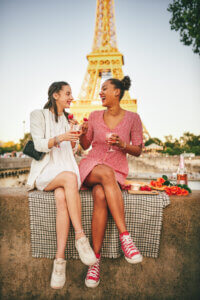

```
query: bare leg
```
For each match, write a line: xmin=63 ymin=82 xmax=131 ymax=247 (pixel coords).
xmin=85 ymin=165 xmax=127 ymax=234
xmin=44 ymin=171 xmax=84 ymax=240
xmin=54 ymin=187 xmax=70 ymax=259
xmin=92 ymin=185 xmax=108 ymax=254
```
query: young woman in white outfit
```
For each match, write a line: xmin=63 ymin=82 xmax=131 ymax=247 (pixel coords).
xmin=27 ymin=81 xmax=97 ymax=289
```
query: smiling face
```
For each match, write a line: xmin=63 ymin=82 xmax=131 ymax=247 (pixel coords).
xmin=99 ymin=80 xmax=120 ymax=107
xmin=53 ymin=84 xmax=74 ymax=110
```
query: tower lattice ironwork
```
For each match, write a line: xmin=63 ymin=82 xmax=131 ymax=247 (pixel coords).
xmin=70 ymin=0 xmax=149 ymax=138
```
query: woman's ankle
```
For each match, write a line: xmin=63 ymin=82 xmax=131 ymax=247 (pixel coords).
xmin=75 ymin=229 xmax=85 ymax=240
xmin=55 ymin=253 xmax=65 ymax=260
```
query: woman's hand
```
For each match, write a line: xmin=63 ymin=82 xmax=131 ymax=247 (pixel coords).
xmin=80 ymin=120 xmax=88 ymax=135
xmin=108 ymin=134 xmax=126 ymax=149
xmin=62 ymin=130 xmax=81 ymax=142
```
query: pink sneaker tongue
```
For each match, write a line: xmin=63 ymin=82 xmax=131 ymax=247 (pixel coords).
xmin=120 ymin=231 xmax=129 ymax=237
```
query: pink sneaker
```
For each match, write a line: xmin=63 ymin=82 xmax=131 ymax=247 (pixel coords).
xmin=120 ymin=232 xmax=143 ymax=264
xmin=85 ymin=255 xmax=100 ymax=288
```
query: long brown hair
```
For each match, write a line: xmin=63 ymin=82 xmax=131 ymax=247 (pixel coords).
xmin=43 ymin=81 xmax=69 ymax=122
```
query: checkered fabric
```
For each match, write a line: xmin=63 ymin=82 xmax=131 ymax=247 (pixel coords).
xmin=28 ymin=190 xmax=170 ymax=259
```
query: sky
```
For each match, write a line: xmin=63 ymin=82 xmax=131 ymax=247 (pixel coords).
xmin=0 ymin=0 xmax=200 ymax=143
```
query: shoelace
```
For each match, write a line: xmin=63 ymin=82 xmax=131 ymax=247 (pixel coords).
xmin=86 ymin=260 xmax=100 ymax=280
xmin=121 ymin=235 xmax=138 ymax=256
xmin=79 ymin=238 xmax=92 ymax=253
xmin=55 ymin=262 xmax=65 ymax=276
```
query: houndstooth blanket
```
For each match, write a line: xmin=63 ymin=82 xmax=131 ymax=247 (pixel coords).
xmin=28 ymin=190 xmax=170 ymax=259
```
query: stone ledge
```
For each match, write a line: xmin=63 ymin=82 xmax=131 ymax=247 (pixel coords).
xmin=0 ymin=188 xmax=200 ymax=300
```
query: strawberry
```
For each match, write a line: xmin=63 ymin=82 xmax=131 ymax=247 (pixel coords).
xmin=83 ymin=117 xmax=88 ymax=122
xmin=68 ymin=114 xmax=74 ymax=120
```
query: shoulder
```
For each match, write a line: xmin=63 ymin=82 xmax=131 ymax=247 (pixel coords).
xmin=30 ymin=109 xmax=46 ymax=121
xmin=89 ymin=110 xmax=103 ymax=120
xmin=126 ymin=111 xmax=141 ymax=121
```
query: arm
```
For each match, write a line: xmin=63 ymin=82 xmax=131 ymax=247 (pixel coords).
xmin=110 ymin=113 xmax=143 ymax=157
xmin=120 ymin=143 xmax=142 ymax=157
xmin=79 ymin=113 xmax=94 ymax=150
xmin=79 ymin=132 xmax=91 ymax=150
xmin=30 ymin=110 xmax=79 ymax=152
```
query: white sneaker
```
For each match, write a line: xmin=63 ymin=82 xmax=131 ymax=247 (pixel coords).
xmin=75 ymin=236 xmax=97 ymax=266
xmin=50 ymin=258 xmax=66 ymax=289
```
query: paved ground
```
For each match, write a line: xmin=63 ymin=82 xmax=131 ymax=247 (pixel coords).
xmin=0 ymin=188 xmax=200 ymax=300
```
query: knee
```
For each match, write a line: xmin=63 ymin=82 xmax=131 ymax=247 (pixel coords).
xmin=62 ymin=172 xmax=78 ymax=189
xmin=100 ymin=167 xmax=115 ymax=184
xmin=93 ymin=185 xmax=107 ymax=208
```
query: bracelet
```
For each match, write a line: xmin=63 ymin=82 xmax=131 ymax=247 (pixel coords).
xmin=75 ymin=229 xmax=83 ymax=235
xmin=54 ymin=136 xmax=60 ymax=147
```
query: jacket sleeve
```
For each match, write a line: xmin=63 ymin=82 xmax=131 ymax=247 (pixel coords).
xmin=30 ymin=109 xmax=51 ymax=153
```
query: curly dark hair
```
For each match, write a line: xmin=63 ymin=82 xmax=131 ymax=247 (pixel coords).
xmin=108 ymin=76 xmax=131 ymax=100
xmin=43 ymin=81 xmax=69 ymax=122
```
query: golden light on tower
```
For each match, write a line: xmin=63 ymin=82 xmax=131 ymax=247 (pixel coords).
xmin=71 ymin=0 xmax=149 ymax=138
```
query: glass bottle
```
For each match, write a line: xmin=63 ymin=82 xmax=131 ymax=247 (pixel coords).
xmin=177 ymin=154 xmax=188 ymax=185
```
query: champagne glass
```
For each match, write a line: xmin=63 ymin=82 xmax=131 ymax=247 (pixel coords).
xmin=71 ymin=124 xmax=81 ymax=134
xmin=106 ymin=132 xmax=116 ymax=152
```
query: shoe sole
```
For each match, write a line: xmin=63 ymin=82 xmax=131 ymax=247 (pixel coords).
xmin=85 ymin=278 xmax=100 ymax=288
xmin=125 ymin=255 xmax=143 ymax=264
xmin=50 ymin=284 xmax=65 ymax=289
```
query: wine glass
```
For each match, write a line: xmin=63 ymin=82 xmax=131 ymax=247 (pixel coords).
xmin=106 ymin=132 xmax=116 ymax=152
xmin=71 ymin=124 xmax=81 ymax=134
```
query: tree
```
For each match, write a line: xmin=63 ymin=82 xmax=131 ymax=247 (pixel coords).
xmin=145 ymin=137 xmax=163 ymax=146
xmin=168 ymin=0 xmax=200 ymax=55
xmin=19 ymin=132 xmax=31 ymax=150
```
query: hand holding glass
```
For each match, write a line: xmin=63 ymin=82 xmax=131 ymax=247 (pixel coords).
xmin=106 ymin=133 xmax=116 ymax=152
xmin=71 ymin=124 xmax=81 ymax=135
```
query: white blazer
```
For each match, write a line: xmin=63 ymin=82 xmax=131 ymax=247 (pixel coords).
xmin=26 ymin=109 xmax=69 ymax=190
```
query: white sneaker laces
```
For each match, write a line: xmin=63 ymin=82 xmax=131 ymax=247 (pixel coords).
xmin=80 ymin=238 xmax=92 ymax=253
xmin=87 ymin=260 xmax=100 ymax=280
xmin=121 ymin=235 xmax=138 ymax=256
xmin=55 ymin=261 xmax=65 ymax=276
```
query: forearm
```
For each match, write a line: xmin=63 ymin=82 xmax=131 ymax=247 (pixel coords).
xmin=120 ymin=142 xmax=142 ymax=157
xmin=48 ymin=134 xmax=66 ymax=149
xmin=79 ymin=134 xmax=91 ymax=150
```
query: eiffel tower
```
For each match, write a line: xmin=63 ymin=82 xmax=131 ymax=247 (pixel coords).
xmin=70 ymin=0 xmax=149 ymax=138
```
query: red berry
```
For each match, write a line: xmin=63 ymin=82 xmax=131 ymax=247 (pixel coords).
xmin=68 ymin=114 xmax=74 ymax=120
xmin=83 ymin=117 xmax=88 ymax=122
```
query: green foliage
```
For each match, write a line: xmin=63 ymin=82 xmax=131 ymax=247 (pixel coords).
xmin=145 ymin=137 xmax=163 ymax=146
xmin=168 ymin=0 xmax=200 ymax=55
xmin=0 ymin=145 xmax=18 ymax=155
xmin=145 ymin=132 xmax=200 ymax=155
xmin=19 ymin=132 xmax=32 ymax=150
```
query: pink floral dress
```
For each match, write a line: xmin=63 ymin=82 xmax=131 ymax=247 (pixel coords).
xmin=79 ymin=110 xmax=143 ymax=186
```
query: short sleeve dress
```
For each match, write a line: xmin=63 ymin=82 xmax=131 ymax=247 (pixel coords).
xmin=79 ymin=110 xmax=143 ymax=186
xmin=35 ymin=111 xmax=81 ymax=190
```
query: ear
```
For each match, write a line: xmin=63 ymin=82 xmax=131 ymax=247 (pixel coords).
xmin=53 ymin=92 xmax=59 ymax=100
xmin=114 ymin=88 xmax=121 ymax=97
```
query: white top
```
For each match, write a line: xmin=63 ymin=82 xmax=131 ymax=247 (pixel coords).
xmin=35 ymin=111 xmax=81 ymax=190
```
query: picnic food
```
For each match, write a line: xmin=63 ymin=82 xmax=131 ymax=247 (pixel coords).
xmin=140 ymin=185 xmax=152 ymax=191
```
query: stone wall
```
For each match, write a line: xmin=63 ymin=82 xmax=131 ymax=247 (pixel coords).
xmin=0 ymin=157 xmax=32 ymax=170
xmin=0 ymin=188 xmax=200 ymax=300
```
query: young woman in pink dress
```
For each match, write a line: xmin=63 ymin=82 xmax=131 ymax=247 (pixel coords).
xmin=79 ymin=76 xmax=143 ymax=288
